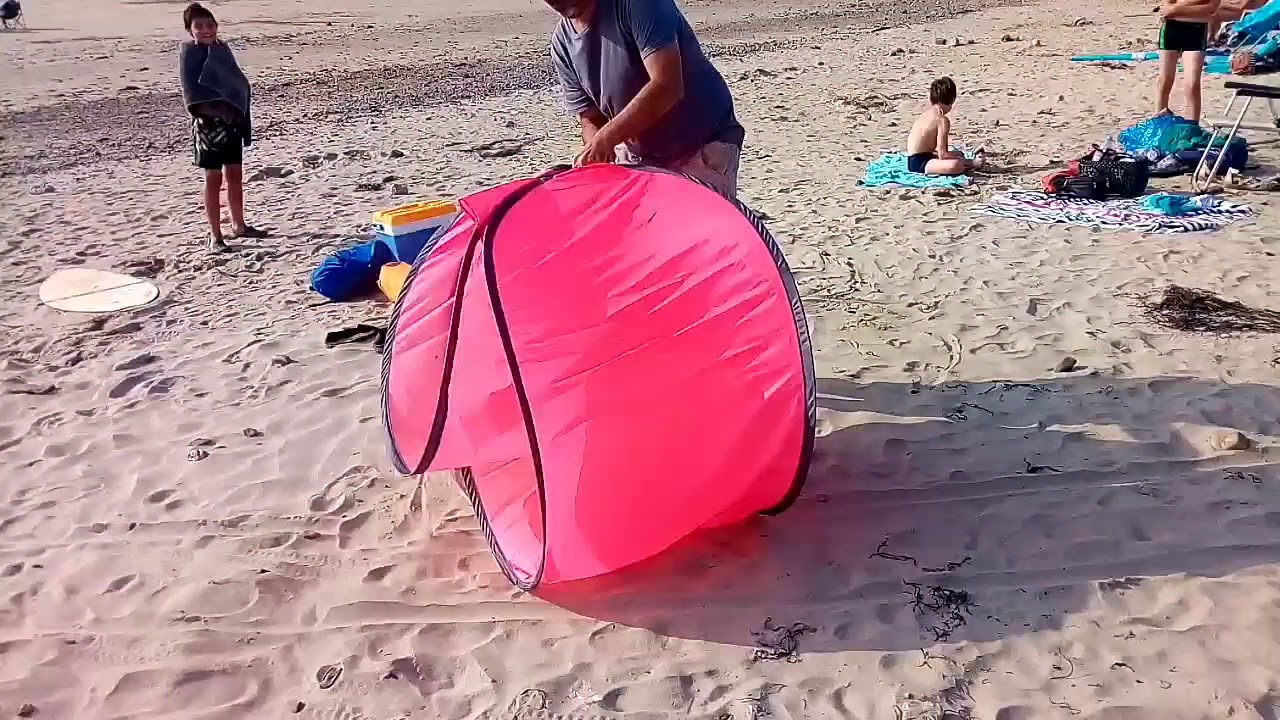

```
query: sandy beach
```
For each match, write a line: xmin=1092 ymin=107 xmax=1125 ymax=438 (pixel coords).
xmin=4 ymin=0 xmax=1280 ymax=717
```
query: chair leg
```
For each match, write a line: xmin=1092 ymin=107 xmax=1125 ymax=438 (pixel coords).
xmin=1196 ymin=95 xmax=1250 ymax=193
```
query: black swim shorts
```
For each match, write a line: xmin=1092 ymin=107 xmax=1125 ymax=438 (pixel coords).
xmin=192 ymin=115 xmax=244 ymax=170
xmin=1159 ymin=18 xmax=1208 ymax=53
xmin=907 ymin=152 xmax=937 ymax=174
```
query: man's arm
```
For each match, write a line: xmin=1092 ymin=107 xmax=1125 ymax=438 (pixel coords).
xmin=551 ymin=36 xmax=606 ymax=144
xmin=591 ymin=47 xmax=684 ymax=148
xmin=580 ymin=107 xmax=608 ymax=144
xmin=589 ymin=0 xmax=685 ymax=149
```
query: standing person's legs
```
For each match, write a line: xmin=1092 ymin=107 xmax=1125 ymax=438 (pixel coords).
xmin=1157 ymin=49 xmax=1181 ymax=115
xmin=1157 ymin=17 xmax=1183 ymax=114
xmin=1183 ymin=50 xmax=1207 ymax=123
xmin=219 ymin=144 xmax=267 ymax=239
xmin=672 ymin=141 xmax=741 ymax=199
xmin=203 ymin=169 xmax=226 ymax=246
xmin=224 ymin=163 xmax=246 ymax=233
xmin=194 ymin=117 xmax=233 ymax=250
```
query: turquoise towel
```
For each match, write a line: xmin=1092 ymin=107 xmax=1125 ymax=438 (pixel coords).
xmin=1142 ymin=192 xmax=1222 ymax=215
xmin=859 ymin=153 xmax=971 ymax=189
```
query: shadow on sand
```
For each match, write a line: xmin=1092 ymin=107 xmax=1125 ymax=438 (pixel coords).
xmin=540 ymin=373 xmax=1280 ymax=653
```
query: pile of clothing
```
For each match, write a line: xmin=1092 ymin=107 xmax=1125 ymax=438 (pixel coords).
xmin=1116 ymin=112 xmax=1247 ymax=176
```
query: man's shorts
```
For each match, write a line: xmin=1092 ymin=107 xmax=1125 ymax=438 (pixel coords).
xmin=673 ymin=141 xmax=741 ymax=199
xmin=620 ymin=141 xmax=742 ymax=199
xmin=192 ymin=116 xmax=244 ymax=170
xmin=1159 ymin=18 xmax=1209 ymax=52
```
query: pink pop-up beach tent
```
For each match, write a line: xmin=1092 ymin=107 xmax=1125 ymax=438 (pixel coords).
xmin=381 ymin=165 xmax=815 ymax=590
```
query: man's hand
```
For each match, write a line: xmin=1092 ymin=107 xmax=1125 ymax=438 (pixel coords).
xmin=574 ymin=131 xmax=619 ymax=166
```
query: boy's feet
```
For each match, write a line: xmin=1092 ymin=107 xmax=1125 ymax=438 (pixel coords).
xmin=208 ymin=233 xmax=232 ymax=252
xmin=233 ymin=225 xmax=269 ymax=239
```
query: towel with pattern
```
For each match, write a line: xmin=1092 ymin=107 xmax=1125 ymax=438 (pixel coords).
xmin=970 ymin=191 xmax=1251 ymax=233
xmin=859 ymin=152 xmax=971 ymax=189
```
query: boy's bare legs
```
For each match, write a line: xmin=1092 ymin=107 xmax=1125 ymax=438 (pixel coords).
xmin=222 ymin=163 xmax=268 ymax=239
xmin=924 ymin=157 xmax=970 ymax=176
xmin=1157 ymin=49 xmax=1180 ymax=114
xmin=1183 ymin=50 xmax=1206 ymax=122
xmin=204 ymin=169 xmax=226 ymax=246
xmin=224 ymin=163 xmax=246 ymax=234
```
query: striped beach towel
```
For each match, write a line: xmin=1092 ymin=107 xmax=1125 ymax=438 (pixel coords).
xmin=970 ymin=191 xmax=1252 ymax=233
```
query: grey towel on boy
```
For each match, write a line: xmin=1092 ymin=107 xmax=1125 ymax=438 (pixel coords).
xmin=179 ymin=40 xmax=252 ymax=145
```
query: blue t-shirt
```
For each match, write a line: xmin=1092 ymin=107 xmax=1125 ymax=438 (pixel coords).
xmin=550 ymin=0 xmax=743 ymax=164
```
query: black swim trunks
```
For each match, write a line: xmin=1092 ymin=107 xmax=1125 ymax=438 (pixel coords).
xmin=907 ymin=152 xmax=937 ymax=174
xmin=192 ymin=115 xmax=244 ymax=170
xmin=1159 ymin=18 xmax=1208 ymax=52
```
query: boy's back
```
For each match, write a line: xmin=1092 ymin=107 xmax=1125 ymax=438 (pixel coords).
xmin=906 ymin=107 xmax=946 ymax=155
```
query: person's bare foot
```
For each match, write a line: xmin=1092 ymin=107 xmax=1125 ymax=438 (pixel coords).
xmin=208 ymin=233 xmax=231 ymax=252
xmin=970 ymin=148 xmax=989 ymax=171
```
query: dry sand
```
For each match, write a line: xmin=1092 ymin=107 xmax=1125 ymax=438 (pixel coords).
xmin=4 ymin=0 xmax=1280 ymax=717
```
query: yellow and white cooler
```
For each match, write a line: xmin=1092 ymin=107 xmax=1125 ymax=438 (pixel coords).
xmin=372 ymin=199 xmax=458 ymax=265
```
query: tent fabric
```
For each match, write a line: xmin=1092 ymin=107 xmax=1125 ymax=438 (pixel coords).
xmin=380 ymin=165 xmax=816 ymax=590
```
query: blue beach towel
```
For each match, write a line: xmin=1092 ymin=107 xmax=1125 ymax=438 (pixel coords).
xmin=1142 ymin=192 xmax=1225 ymax=215
xmin=1070 ymin=49 xmax=1233 ymax=73
xmin=1233 ymin=0 xmax=1280 ymax=44
xmin=860 ymin=153 xmax=971 ymax=189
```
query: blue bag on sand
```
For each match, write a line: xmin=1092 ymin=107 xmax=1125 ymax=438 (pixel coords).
xmin=310 ymin=240 xmax=396 ymax=302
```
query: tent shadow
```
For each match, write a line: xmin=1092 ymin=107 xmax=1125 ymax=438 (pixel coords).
xmin=540 ymin=374 xmax=1280 ymax=653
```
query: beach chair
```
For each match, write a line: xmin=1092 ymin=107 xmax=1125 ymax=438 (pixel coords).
xmin=0 ymin=0 xmax=24 ymax=29
xmin=1194 ymin=81 xmax=1280 ymax=190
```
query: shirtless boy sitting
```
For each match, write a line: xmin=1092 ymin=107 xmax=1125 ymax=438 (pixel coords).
xmin=906 ymin=77 xmax=978 ymax=176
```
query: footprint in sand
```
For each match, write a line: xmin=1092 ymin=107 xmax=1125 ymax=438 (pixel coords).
xmin=145 ymin=489 xmax=184 ymax=512
xmin=308 ymin=480 xmax=354 ymax=515
xmin=145 ymin=489 xmax=175 ymax=504
xmin=254 ymin=533 xmax=292 ymax=551
xmin=109 ymin=370 xmax=159 ymax=399
xmin=337 ymin=510 xmax=373 ymax=549
xmin=104 ymin=574 xmax=137 ymax=594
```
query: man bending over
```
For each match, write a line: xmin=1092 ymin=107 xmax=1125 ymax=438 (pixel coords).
xmin=546 ymin=0 xmax=745 ymax=198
